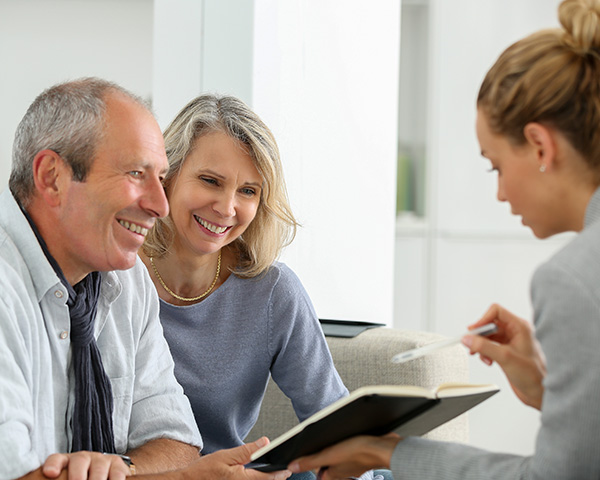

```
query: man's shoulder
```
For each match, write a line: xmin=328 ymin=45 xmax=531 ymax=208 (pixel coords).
xmin=0 ymin=224 xmax=36 ymax=297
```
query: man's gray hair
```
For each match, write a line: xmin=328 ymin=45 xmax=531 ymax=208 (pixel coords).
xmin=10 ymin=77 xmax=148 ymax=205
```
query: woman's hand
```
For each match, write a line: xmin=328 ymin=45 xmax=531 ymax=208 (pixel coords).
xmin=288 ymin=434 xmax=401 ymax=480
xmin=184 ymin=437 xmax=291 ymax=480
xmin=462 ymin=303 xmax=546 ymax=410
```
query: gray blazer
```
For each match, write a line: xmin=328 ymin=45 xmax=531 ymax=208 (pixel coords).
xmin=389 ymin=187 xmax=600 ymax=479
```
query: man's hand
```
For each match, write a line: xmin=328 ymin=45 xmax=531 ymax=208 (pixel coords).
xmin=288 ymin=434 xmax=401 ymax=480
xmin=462 ymin=303 xmax=546 ymax=410
xmin=42 ymin=451 xmax=131 ymax=480
xmin=38 ymin=439 xmax=289 ymax=480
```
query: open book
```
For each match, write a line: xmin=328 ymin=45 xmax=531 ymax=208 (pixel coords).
xmin=248 ymin=383 xmax=499 ymax=472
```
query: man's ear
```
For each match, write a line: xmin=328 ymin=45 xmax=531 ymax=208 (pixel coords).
xmin=523 ymin=123 xmax=556 ymax=172
xmin=32 ymin=150 xmax=69 ymax=207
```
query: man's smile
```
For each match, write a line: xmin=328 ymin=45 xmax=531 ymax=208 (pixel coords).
xmin=118 ymin=219 xmax=149 ymax=236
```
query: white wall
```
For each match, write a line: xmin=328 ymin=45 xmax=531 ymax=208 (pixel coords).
xmin=151 ymin=0 xmax=254 ymax=129
xmin=0 ymin=0 xmax=154 ymax=190
xmin=251 ymin=0 xmax=400 ymax=323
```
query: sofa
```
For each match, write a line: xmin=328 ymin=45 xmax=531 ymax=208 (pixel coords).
xmin=246 ymin=326 xmax=470 ymax=444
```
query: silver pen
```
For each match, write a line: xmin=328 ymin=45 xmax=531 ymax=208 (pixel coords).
xmin=391 ymin=323 xmax=498 ymax=364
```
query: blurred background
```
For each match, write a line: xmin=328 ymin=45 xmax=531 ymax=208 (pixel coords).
xmin=0 ymin=0 xmax=569 ymax=458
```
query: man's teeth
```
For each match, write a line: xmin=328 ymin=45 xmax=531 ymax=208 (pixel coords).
xmin=119 ymin=220 xmax=149 ymax=236
xmin=196 ymin=216 xmax=227 ymax=234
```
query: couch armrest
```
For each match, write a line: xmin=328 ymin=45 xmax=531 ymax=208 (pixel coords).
xmin=247 ymin=327 xmax=469 ymax=444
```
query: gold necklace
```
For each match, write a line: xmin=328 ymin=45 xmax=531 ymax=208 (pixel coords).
xmin=150 ymin=251 xmax=221 ymax=302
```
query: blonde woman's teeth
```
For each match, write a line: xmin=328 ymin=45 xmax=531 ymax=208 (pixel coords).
xmin=119 ymin=220 xmax=149 ymax=236
xmin=196 ymin=216 xmax=227 ymax=234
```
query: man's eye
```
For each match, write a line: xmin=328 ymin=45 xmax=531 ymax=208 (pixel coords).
xmin=129 ymin=171 xmax=142 ymax=178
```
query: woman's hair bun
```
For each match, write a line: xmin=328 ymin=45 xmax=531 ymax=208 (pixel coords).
xmin=559 ymin=0 xmax=600 ymax=51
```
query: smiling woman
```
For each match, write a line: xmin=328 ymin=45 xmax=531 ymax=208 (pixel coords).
xmin=137 ymin=94 xmax=375 ymax=479
xmin=165 ymin=130 xmax=263 ymax=267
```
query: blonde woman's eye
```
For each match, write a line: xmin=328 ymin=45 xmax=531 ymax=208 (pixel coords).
xmin=241 ymin=187 xmax=256 ymax=196
xmin=201 ymin=177 xmax=218 ymax=186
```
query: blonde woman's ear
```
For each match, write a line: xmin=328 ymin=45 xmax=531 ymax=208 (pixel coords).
xmin=523 ymin=122 xmax=556 ymax=168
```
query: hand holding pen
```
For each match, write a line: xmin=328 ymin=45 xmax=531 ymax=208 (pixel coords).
xmin=392 ymin=304 xmax=546 ymax=410
xmin=461 ymin=304 xmax=546 ymax=410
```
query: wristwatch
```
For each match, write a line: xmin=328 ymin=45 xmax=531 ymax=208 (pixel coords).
xmin=118 ymin=455 xmax=136 ymax=476
xmin=105 ymin=453 xmax=136 ymax=475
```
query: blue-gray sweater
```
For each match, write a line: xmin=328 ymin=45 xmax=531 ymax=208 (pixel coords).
xmin=159 ymin=262 xmax=348 ymax=453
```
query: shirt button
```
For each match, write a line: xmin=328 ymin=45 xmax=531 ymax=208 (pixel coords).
xmin=59 ymin=331 xmax=68 ymax=340
xmin=54 ymin=290 xmax=64 ymax=298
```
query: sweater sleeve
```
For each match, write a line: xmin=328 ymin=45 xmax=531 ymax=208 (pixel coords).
xmin=267 ymin=264 xmax=348 ymax=421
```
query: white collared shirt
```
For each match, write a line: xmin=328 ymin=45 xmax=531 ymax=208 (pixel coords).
xmin=0 ymin=189 xmax=202 ymax=479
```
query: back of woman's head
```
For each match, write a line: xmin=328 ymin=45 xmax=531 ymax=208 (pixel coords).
xmin=143 ymin=94 xmax=297 ymax=277
xmin=478 ymin=0 xmax=600 ymax=172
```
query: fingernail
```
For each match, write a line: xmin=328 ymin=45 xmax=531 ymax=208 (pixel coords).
xmin=288 ymin=462 xmax=299 ymax=473
xmin=461 ymin=335 xmax=473 ymax=348
xmin=256 ymin=436 xmax=268 ymax=448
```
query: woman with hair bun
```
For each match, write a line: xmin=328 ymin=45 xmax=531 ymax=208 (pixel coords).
xmin=287 ymin=1 xmax=600 ymax=478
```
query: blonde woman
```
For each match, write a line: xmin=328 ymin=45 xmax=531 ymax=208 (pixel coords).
xmin=140 ymin=95 xmax=380 ymax=480
xmin=288 ymin=0 xmax=600 ymax=478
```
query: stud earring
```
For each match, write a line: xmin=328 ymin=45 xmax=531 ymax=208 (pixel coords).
xmin=539 ymin=165 xmax=546 ymax=173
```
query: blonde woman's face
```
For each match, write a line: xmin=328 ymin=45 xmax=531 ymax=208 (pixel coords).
xmin=476 ymin=109 xmax=558 ymax=238
xmin=167 ymin=131 xmax=262 ymax=257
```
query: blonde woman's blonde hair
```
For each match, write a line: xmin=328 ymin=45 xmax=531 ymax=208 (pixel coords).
xmin=143 ymin=94 xmax=298 ymax=277
xmin=478 ymin=0 xmax=600 ymax=178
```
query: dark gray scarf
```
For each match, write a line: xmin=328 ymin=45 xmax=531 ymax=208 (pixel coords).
xmin=19 ymin=203 xmax=116 ymax=453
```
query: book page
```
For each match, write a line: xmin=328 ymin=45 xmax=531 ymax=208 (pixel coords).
xmin=435 ymin=383 xmax=499 ymax=398
xmin=353 ymin=385 xmax=436 ymax=399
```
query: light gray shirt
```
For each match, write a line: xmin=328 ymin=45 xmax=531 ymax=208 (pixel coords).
xmin=390 ymin=187 xmax=600 ymax=479
xmin=0 ymin=189 xmax=202 ymax=479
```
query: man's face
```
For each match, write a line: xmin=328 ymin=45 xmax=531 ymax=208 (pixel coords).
xmin=55 ymin=93 xmax=169 ymax=283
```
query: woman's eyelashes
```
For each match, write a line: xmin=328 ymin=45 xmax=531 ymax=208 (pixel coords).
xmin=200 ymin=175 xmax=258 ymax=197
xmin=200 ymin=176 xmax=218 ymax=186
xmin=240 ymin=187 xmax=257 ymax=196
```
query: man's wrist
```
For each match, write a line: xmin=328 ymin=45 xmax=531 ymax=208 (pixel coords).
xmin=105 ymin=453 xmax=136 ymax=475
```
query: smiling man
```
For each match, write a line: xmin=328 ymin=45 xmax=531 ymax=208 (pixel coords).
xmin=0 ymin=78 xmax=289 ymax=480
